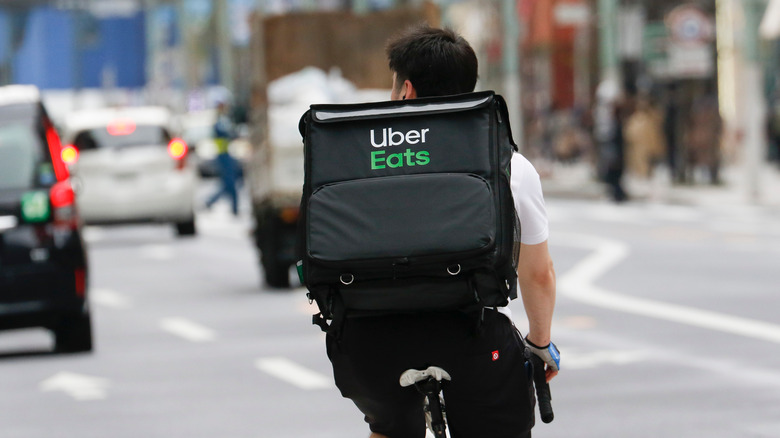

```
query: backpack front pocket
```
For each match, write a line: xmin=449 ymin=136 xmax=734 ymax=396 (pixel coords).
xmin=307 ymin=173 xmax=495 ymax=263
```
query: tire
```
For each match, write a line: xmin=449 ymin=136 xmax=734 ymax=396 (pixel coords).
xmin=262 ymin=258 xmax=290 ymax=288
xmin=54 ymin=313 xmax=93 ymax=353
xmin=175 ymin=217 xmax=197 ymax=236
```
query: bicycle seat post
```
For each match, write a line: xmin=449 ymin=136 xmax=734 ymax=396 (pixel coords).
xmin=400 ymin=366 xmax=451 ymax=437
xmin=416 ymin=377 xmax=446 ymax=437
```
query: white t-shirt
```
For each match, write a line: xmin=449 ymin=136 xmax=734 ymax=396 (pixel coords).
xmin=498 ymin=153 xmax=549 ymax=318
xmin=510 ymin=153 xmax=549 ymax=245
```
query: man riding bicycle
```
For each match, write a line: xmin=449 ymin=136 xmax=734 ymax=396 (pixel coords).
xmin=324 ymin=24 xmax=559 ymax=438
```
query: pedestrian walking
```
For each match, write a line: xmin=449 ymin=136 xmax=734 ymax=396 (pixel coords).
xmin=205 ymin=101 xmax=241 ymax=215
xmin=625 ymin=95 xmax=666 ymax=179
xmin=684 ymin=95 xmax=722 ymax=185
xmin=594 ymin=78 xmax=629 ymax=202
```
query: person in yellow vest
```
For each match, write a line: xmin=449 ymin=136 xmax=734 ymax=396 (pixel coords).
xmin=205 ymin=101 xmax=240 ymax=215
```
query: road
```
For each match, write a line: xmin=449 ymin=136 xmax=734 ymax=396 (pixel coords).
xmin=1 ymin=195 xmax=779 ymax=438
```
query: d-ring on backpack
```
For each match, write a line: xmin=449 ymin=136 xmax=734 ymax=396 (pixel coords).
xmin=297 ymin=91 xmax=520 ymax=333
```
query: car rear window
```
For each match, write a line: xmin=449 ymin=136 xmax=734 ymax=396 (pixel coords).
xmin=0 ymin=105 xmax=55 ymax=190
xmin=73 ymin=125 xmax=172 ymax=151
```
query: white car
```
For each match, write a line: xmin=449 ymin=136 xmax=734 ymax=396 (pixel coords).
xmin=61 ymin=106 xmax=197 ymax=236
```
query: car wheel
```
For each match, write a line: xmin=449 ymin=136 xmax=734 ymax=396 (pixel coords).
xmin=175 ymin=218 xmax=197 ymax=236
xmin=262 ymin=258 xmax=290 ymax=288
xmin=54 ymin=313 xmax=93 ymax=353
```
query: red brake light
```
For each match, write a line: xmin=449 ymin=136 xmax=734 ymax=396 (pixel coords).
xmin=168 ymin=138 xmax=188 ymax=160
xmin=50 ymin=180 xmax=75 ymax=208
xmin=61 ymin=145 xmax=79 ymax=164
xmin=74 ymin=267 xmax=87 ymax=297
xmin=50 ymin=180 xmax=78 ymax=229
xmin=107 ymin=119 xmax=136 ymax=136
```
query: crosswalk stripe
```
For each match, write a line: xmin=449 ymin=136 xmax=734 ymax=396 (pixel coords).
xmin=160 ymin=317 xmax=216 ymax=342
xmin=558 ymin=233 xmax=780 ymax=344
xmin=255 ymin=357 xmax=332 ymax=390
xmin=91 ymin=288 xmax=133 ymax=309
xmin=564 ymin=350 xmax=650 ymax=370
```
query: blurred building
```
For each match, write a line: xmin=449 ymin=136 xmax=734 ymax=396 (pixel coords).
xmin=3 ymin=0 xmax=779 ymax=183
xmin=0 ymin=2 xmax=146 ymax=89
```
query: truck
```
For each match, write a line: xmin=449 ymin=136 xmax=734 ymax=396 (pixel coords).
xmin=246 ymin=6 xmax=439 ymax=288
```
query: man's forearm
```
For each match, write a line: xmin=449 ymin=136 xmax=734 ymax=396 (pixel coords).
xmin=517 ymin=241 xmax=556 ymax=346
xmin=520 ymin=273 xmax=556 ymax=346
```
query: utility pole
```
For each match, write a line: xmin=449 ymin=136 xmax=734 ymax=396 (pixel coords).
xmin=719 ymin=0 xmax=769 ymax=203
xmin=501 ymin=0 xmax=524 ymax=150
xmin=215 ymin=0 xmax=235 ymax=98
xmin=0 ymin=12 xmax=11 ymax=85
xmin=741 ymin=0 xmax=769 ymax=203
xmin=145 ymin=0 xmax=158 ymax=101
xmin=176 ymin=0 xmax=197 ymax=110
xmin=597 ymin=0 xmax=620 ymax=86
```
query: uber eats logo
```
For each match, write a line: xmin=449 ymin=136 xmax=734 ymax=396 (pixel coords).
xmin=369 ymin=127 xmax=430 ymax=170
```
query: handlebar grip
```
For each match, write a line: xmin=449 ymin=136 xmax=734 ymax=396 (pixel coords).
xmin=530 ymin=355 xmax=554 ymax=423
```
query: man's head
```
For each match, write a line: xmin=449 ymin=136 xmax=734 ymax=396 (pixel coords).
xmin=386 ymin=24 xmax=478 ymax=101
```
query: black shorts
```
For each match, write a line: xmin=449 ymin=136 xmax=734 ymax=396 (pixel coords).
xmin=326 ymin=309 xmax=535 ymax=438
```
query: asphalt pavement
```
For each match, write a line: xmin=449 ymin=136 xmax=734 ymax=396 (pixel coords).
xmin=1 ymin=175 xmax=779 ymax=438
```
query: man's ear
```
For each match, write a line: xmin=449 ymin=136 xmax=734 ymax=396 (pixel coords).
xmin=403 ymin=79 xmax=417 ymax=100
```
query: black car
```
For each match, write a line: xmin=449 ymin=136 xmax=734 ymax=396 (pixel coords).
xmin=0 ymin=85 xmax=92 ymax=353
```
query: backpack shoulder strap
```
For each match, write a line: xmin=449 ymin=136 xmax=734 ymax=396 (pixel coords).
xmin=493 ymin=94 xmax=519 ymax=152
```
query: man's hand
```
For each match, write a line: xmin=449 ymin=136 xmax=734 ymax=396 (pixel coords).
xmin=525 ymin=337 xmax=560 ymax=382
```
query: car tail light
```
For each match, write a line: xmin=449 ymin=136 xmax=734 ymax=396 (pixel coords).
xmin=61 ymin=144 xmax=79 ymax=165
xmin=74 ymin=267 xmax=87 ymax=297
xmin=50 ymin=180 xmax=78 ymax=229
xmin=168 ymin=138 xmax=188 ymax=169
xmin=107 ymin=119 xmax=136 ymax=136
xmin=45 ymin=120 xmax=70 ymax=181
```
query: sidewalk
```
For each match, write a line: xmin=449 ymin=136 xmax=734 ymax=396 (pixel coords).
xmin=538 ymin=160 xmax=780 ymax=210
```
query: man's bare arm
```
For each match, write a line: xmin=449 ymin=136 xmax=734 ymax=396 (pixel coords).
xmin=517 ymin=240 xmax=556 ymax=351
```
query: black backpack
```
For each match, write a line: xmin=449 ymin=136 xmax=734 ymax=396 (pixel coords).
xmin=297 ymin=91 xmax=520 ymax=332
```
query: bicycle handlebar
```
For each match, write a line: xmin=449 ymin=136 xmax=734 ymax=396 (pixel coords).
xmin=529 ymin=354 xmax=554 ymax=424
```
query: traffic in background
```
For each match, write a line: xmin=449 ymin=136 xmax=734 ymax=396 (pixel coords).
xmin=1 ymin=1 xmax=780 ymax=437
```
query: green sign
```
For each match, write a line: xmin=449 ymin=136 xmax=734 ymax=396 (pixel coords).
xmin=643 ymin=22 xmax=669 ymax=63
xmin=21 ymin=191 xmax=50 ymax=223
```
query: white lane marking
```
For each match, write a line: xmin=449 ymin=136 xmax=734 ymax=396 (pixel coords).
xmin=255 ymin=357 xmax=333 ymax=390
xmin=82 ymin=226 xmax=105 ymax=243
xmin=643 ymin=204 xmax=701 ymax=222
xmin=565 ymin=350 xmax=650 ymax=370
xmin=160 ymin=317 xmax=216 ymax=342
xmin=557 ymin=233 xmax=780 ymax=344
xmin=91 ymin=288 xmax=133 ymax=309
xmin=584 ymin=205 xmax=651 ymax=225
xmin=39 ymin=372 xmax=110 ymax=401
xmin=139 ymin=244 xmax=175 ymax=260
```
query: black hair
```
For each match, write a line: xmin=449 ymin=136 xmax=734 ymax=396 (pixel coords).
xmin=386 ymin=24 xmax=478 ymax=98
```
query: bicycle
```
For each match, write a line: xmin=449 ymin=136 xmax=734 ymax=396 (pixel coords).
xmin=400 ymin=366 xmax=450 ymax=437
xmin=400 ymin=357 xmax=554 ymax=437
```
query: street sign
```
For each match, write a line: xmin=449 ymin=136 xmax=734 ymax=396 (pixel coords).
xmin=642 ymin=5 xmax=715 ymax=80
xmin=666 ymin=4 xmax=715 ymax=46
xmin=643 ymin=22 xmax=670 ymax=78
